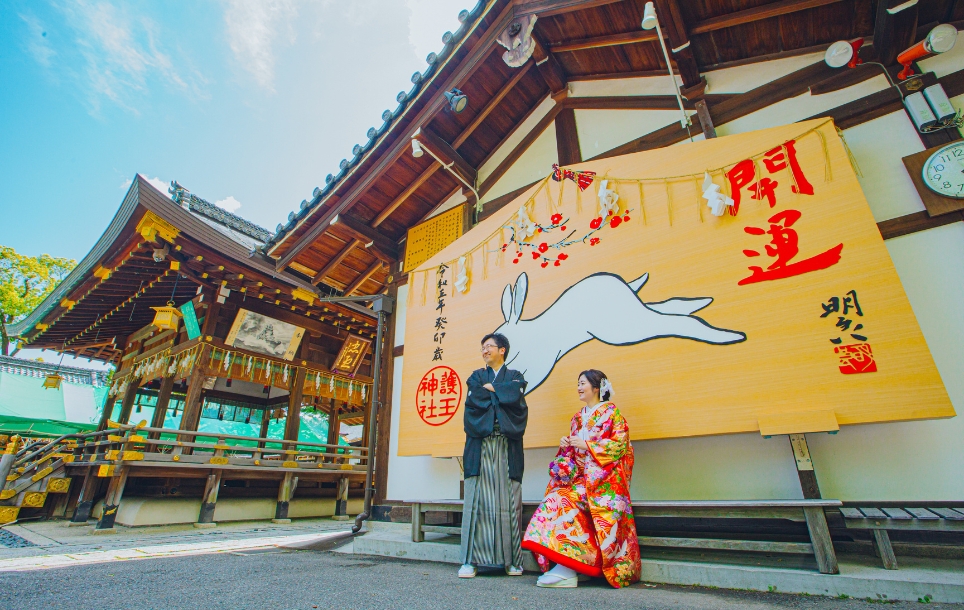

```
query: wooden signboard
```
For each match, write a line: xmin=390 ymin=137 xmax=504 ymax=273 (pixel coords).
xmin=225 ymin=309 xmax=304 ymax=361
xmin=398 ymin=120 xmax=954 ymax=458
xmin=331 ymin=335 xmax=371 ymax=375
xmin=403 ymin=203 xmax=467 ymax=273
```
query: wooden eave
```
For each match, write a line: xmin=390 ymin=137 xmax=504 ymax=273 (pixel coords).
xmin=260 ymin=0 xmax=961 ymax=292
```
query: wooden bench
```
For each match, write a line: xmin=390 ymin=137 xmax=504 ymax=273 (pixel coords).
xmin=839 ymin=506 xmax=964 ymax=570
xmin=408 ymin=498 xmax=842 ymax=574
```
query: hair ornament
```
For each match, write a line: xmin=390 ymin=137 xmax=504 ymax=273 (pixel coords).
xmin=600 ymin=378 xmax=614 ymax=400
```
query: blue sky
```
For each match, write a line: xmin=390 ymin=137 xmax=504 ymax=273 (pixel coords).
xmin=1 ymin=0 xmax=466 ymax=262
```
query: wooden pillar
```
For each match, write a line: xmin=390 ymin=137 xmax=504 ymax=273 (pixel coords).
xmin=96 ymin=465 xmax=130 ymax=530
xmin=333 ymin=477 xmax=350 ymax=520
xmin=69 ymin=467 xmax=100 ymax=524
xmin=327 ymin=399 xmax=341 ymax=460
xmin=273 ymin=472 xmax=296 ymax=523
xmin=117 ymin=378 xmax=141 ymax=425
xmin=97 ymin=395 xmax=117 ymax=431
xmin=258 ymin=407 xmax=271 ymax=449
xmin=789 ymin=434 xmax=821 ymax=499
xmin=694 ymin=99 xmax=717 ymax=139
xmin=373 ymin=283 xmax=398 ymax=505
xmin=177 ymin=348 xmax=212 ymax=442
xmin=284 ymin=368 xmax=307 ymax=445
xmin=149 ymin=375 xmax=176 ymax=441
xmin=554 ymin=107 xmax=582 ymax=166
xmin=196 ymin=470 xmax=222 ymax=527
xmin=804 ymin=506 xmax=840 ymax=575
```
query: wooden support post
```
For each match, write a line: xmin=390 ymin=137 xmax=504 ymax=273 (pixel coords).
xmin=284 ymin=359 xmax=307 ymax=444
xmin=258 ymin=407 xmax=271 ymax=450
xmin=694 ymin=99 xmax=717 ymax=139
xmin=803 ymin=506 xmax=840 ymax=574
xmin=789 ymin=434 xmax=821 ymax=499
xmin=117 ymin=378 xmax=141 ymax=425
xmin=333 ymin=477 xmax=350 ymax=521
xmin=149 ymin=374 xmax=176 ymax=441
xmin=554 ymin=107 xmax=582 ymax=165
xmin=70 ymin=467 xmax=99 ymax=524
xmin=411 ymin=502 xmax=425 ymax=542
xmin=97 ymin=395 xmax=117 ymax=431
xmin=96 ymin=465 xmax=130 ymax=530
xmin=177 ymin=348 xmax=212 ymax=445
xmin=273 ymin=472 xmax=296 ymax=523
xmin=196 ymin=470 xmax=222 ymax=527
xmin=872 ymin=529 xmax=899 ymax=570
xmin=327 ymin=399 xmax=341 ymax=461
xmin=373 ymin=283 xmax=398 ymax=506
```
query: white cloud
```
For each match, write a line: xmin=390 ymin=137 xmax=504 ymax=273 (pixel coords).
xmin=19 ymin=13 xmax=56 ymax=68
xmin=139 ymin=175 xmax=171 ymax=198
xmin=222 ymin=0 xmax=297 ymax=91
xmin=215 ymin=196 xmax=242 ymax=213
xmin=405 ymin=0 xmax=464 ymax=64
xmin=47 ymin=1 xmax=203 ymax=115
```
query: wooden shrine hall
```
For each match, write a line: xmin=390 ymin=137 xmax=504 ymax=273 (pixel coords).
xmin=4 ymin=176 xmax=382 ymax=529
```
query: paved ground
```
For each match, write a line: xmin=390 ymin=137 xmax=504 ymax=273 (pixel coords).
xmin=2 ymin=546 xmax=962 ymax=610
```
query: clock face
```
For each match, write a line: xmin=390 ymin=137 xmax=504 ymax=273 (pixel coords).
xmin=922 ymin=141 xmax=964 ymax=199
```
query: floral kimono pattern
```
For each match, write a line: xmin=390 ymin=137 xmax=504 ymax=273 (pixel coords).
xmin=522 ymin=402 xmax=641 ymax=588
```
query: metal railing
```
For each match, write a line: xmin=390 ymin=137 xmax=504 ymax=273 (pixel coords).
xmin=0 ymin=355 xmax=110 ymax=386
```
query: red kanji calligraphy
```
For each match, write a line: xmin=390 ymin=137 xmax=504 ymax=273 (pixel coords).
xmin=739 ymin=209 xmax=843 ymax=286
xmin=417 ymin=366 xmax=462 ymax=426
xmin=749 ymin=177 xmax=778 ymax=208
xmin=726 ymin=139 xmax=815 ymax=216
xmin=763 ymin=140 xmax=813 ymax=196
xmin=726 ymin=159 xmax=755 ymax=215
xmin=834 ymin=344 xmax=877 ymax=374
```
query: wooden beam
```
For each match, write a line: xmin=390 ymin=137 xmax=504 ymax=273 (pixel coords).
xmin=453 ymin=62 xmax=533 ymax=148
xmin=330 ymin=214 xmax=399 ymax=262
xmin=532 ymin=36 xmax=568 ymax=95
xmin=514 ymin=0 xmax=623 ymax=18
xmin=343 ymin=261 xmax=384 ymax=296
xmin=412 ymin=126 xmax=477 ymax=186
xmin=312 ymin=239 xmax=360 ymax=285
xmin=269 ymin=1 xmax=521 ymax=270
xmin=654 ymin=0 xmax=701 ymax=89
xmin=689 ymin=0 xmax=846 ymax=36
xmin=873 ymin=0 xmax=919 ymax=66
xmin=878 ymin=210 xmax=964 ymax=240
xmin=372 ymin=165 xmax=440 ymax=227
xmin=549 ymin=30 xmax=657 ymax=53
xmin=555 ymin=107 xmax=582 ymax=165
xmin=562 ymin=94 xmax=732 ymax=110
xmin=694 ymin=99 xmax=717 ymax=138
xmin=480 ymin=101 xmax=563 ymax=196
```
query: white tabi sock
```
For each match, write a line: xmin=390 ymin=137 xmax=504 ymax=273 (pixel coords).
xmin=547 ymin=564 xmax=578 ymax=579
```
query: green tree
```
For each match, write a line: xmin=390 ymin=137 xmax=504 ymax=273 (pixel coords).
xmin=0 ymin=246 xmax=75 ymax=356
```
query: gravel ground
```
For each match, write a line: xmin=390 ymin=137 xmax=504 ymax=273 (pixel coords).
xmin=1 ymin=549 xmax=961 ymax=610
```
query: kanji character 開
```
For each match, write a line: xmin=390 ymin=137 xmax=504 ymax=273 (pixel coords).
xmin=739 ymin=209 xmax=843 ymax=286
xmin=726 ymin=139 xmax=814 ymax=216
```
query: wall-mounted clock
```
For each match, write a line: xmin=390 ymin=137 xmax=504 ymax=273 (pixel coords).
xmin=922 ymin=140 xmax=964 ymax=199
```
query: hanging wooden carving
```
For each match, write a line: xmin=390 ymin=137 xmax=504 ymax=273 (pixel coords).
xmin=497 ymin=14 xmax=537 ymax=68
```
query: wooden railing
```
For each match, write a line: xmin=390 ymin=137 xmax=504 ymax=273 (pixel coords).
xmin=68 ymin=422 xmax=369 ymax=475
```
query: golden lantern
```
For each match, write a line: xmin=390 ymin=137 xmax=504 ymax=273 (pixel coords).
xmin=42 ymin=374 xmax=64 ymax=390
xmin=151 ymin=301 xmax=182 ymax=331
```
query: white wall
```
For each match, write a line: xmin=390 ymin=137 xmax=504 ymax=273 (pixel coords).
xmin=387 ymin=52 xmax=964 ymax=503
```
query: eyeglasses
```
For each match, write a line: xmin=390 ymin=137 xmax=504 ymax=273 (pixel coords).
xmin=480 ymin=344 xmax=499 ymax=353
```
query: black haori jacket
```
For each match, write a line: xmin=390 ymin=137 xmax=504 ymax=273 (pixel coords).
xmin=463 ymin=366 xmax=528 ymax=482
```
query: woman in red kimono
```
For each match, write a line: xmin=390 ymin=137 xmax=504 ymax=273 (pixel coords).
xmin=522 ymin=369 xmax=641 ymax=588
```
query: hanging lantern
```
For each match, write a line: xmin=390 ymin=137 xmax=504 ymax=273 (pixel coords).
xmin=42 ymin=374 xmax=64 ymax=390
xmin=151 ymin=301 xmax=182 ymax=331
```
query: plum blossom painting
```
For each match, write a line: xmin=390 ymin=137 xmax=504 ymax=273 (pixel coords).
xmin=225 ymin=309 xmax=305 ymax=361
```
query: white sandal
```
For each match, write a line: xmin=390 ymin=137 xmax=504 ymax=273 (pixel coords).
xmin=536 ymin=573 xmax=578 ymax=588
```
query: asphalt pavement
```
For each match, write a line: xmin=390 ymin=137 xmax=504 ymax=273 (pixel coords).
xmin=2 ymin=548 xmax=962 ymax=610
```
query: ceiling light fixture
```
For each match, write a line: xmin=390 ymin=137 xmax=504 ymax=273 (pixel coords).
xmin=411 ymin=138 xmax=424 ymax=158
xmin=640 ymin=2 xmax=692 ymax=134
xmin=444 ymin=88 xmax=468 ymax=113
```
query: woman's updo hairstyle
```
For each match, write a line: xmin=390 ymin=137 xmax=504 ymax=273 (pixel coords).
xmin=578 ymin=369 xmax=611 ymax=401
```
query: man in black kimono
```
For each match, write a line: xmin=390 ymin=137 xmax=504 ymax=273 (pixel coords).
xmin=458 ymin=332 xmax=528 ymax=578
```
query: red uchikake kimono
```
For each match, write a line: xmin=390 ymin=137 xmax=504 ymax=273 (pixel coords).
xmin=522 ymin=401 xmax=641 ymax=588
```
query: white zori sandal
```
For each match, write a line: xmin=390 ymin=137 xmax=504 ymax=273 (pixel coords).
xmin=536 ymin=564 xmax=578 ymax=588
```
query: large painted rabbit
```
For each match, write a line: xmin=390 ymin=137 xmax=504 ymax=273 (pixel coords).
xmin=492 ymin=272 xmax=746 ymax=394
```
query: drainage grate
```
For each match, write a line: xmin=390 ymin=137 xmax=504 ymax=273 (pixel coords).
xmin=0 ymin=530 xmax=37 ymax=548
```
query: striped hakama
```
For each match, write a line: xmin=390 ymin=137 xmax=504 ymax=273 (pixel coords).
xmin=460 ymin=425 xmax=523 ymax=568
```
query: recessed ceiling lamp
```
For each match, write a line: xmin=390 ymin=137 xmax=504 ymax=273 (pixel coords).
xmin=444 ymin=88 xmax=468 ymax=113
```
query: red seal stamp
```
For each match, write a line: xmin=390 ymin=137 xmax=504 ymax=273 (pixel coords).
xmin=417 ymin=366 xmax=462 ymax=426
xmin=834 ymin=343 xmax=877 ymax=374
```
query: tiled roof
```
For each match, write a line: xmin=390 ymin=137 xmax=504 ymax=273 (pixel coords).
xmin=263 ymin=0 xmax=487 ymax=250
xmin=169 ymin=181 xmax=273 ymax=245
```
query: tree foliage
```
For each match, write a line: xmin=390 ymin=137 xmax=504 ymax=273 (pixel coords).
xmin=0 ymin=246 xmax=75 ymax=356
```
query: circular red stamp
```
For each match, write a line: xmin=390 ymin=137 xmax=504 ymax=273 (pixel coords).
xmin=416 ymin=366 xmax=462 ymax=426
